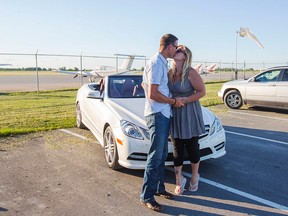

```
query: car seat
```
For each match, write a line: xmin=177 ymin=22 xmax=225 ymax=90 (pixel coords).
xmin=121 ymin=79 xmax=134 ymax=97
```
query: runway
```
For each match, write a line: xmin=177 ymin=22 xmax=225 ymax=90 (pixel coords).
xmin=0 ymin=71 xmax=257 ymax=92
xmin=0 ymin=73 xmax=90 ymax=92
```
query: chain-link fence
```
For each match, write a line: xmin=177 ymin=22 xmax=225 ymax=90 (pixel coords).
xmin=0 ymin=52 xmax=147 ymax=92
xmin=1 ymin=52 xmax=287 ymax=92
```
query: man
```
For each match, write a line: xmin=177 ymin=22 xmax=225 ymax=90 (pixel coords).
xmin=140 ymin=34 xmax=184 ymax=212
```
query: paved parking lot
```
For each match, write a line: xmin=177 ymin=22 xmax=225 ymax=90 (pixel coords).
xmin=1 ymin=106 xmax=288 ymax=216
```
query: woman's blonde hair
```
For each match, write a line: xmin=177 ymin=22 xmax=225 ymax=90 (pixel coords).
xmin=169 ymin=45 xmax=193 ymax=86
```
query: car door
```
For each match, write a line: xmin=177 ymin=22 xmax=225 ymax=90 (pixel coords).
xmin=276 ymin=69 xmax=288 ymax=109
xmin=245 ymin=70 xmax=281 ymax=107
xmin=94 ymin=77 xmax=127 ymax=135
xmin=83 ymin=88 xmax=106 ymax=137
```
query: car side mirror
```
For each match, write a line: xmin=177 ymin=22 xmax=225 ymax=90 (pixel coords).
xmin=86 ymin=91 xmax=102 ymax=99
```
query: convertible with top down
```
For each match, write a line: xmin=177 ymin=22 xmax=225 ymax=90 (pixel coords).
xmin=76 ymin=74 xmax=226 ymax=169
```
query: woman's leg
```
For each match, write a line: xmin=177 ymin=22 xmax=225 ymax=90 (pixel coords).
xmin=191 ymin=161 xmax=200 ymax=185
xmin=186 ymin=137 xmax=200 ymax=191
xmin=173 ymin=138 xmax=186 ymax=194
xmin=174 ymin=165 xmax=183 ymax=185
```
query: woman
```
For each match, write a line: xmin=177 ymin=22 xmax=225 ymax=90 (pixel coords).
xmin=168 ymin=45 xmax=206 ymax=195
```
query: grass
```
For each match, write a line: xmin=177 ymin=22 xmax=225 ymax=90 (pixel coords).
xmin=0 ymin=90 xmax=77 ymax=137
xmin=200 ymin=82 xmax=224 ymax=107
xmin=0 ymin=82 xmax=224 ymax=137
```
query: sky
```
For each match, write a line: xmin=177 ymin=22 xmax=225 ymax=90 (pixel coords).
xmin=1 ymin=0 xmax=288 ymax=69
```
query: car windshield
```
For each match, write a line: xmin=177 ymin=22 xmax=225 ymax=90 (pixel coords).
xmin=108 ymin=76 xmax=145 ymax=98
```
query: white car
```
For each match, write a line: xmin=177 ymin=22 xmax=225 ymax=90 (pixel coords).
xmin=218 ymin=66 xmax=288 ymax=109
xmin=76 ymin=74 xmax=226 ymax=170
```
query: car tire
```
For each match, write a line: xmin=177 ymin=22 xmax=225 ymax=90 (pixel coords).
xmin=224 ymin=90 xmax=243 ymax=109
xmin=104 ymin=126 xmax=121 ymax=170
xmin=76 ymin=103 xmax=87 ymax=129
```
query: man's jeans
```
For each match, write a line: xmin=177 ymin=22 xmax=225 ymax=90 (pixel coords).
xmin=140 ymin=112 xmax=170 ymax=202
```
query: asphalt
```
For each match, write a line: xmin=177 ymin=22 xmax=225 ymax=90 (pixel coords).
xmin=1 ymin=105 xmax=288 ymax=216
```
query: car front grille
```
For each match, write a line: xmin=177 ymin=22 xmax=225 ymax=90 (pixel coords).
xmin=128 ymin=147 xmax=215 ymax=162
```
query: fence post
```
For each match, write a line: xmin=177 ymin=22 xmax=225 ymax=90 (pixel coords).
xmin=235 ymin=31 xmax=239 ymax=80
xmin=116 ymin=55 xmax=118 ymax=74
xmin=80 ymin=52 xmax=83 ymax=86
xmin=35 ymin=49 xmax=39 ymax=92
xmin=244 ymin=60 xmax=246 ymax=79
xmin=219 ymin=61 xmax=222 ymax=81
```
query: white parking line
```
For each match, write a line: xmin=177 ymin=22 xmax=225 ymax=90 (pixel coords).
xmin=228 ymin=110 xmax=288 ymax=121
xmin=165 ymin=167 xmax=288 ymax=212
xmin=59 ymin=129 xmax=89 ymax=140
xmin=226 ymin=130 xmax=288 ymax=146
xmin=60 ymin=129 xmax=288 ymax=213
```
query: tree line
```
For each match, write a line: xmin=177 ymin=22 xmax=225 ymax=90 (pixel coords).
xmin=0 ymin=66 xmax=255 ymax=72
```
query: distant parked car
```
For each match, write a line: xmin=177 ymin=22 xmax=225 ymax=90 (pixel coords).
xmin=218 ymin=66 xmax=288 ymax=109
xmin=76 ymin=74 xmax=226 ymax=170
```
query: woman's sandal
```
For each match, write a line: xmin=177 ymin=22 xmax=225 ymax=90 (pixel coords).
xmin=188 ymin=174 xmax=199 ymax=192
xmin=174 ymin=176 xmax=187 ymax=195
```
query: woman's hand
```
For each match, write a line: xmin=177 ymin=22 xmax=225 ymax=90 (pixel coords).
xmin=173 ymin=97 xmax=185 ymax=108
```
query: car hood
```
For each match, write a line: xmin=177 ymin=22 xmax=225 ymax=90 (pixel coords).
xmin=223 ymin=79 xmax=249 ymax=85
xmin=202 ymin=106 xmax=216 ymax=122
xmin=107 ymin=98 xmax=216 ymax=128
xmin=107 ymin=98 xmax=147 ymax=128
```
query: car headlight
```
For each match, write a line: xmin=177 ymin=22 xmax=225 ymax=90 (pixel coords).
xmin=139 ymin=127 xmax=150 ymax=140
xmin=209 ymin=117 xmax=223 ymax=135
xmin=120 ymin=120 xmax=148 ymax=140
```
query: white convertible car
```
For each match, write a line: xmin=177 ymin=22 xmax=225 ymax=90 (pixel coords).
xmin=76 ymin=74 xmax=226 ymax=170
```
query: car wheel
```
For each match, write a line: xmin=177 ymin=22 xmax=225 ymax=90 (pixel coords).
xmin=76 ymin=103 xmax=87 ymax=129
xmin=224 ymin=90 xmax=243 ymax=109
xmin=104 ymin=126 xmax=121 ymax=170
